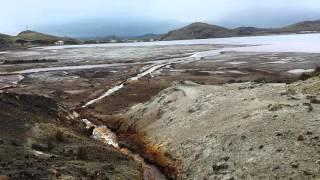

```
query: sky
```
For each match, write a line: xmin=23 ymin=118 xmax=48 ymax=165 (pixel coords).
xmin=1 ymin=0 xmax=320 ymax=37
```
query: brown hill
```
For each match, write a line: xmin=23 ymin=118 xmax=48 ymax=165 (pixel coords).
xmin=16 ymin=30 xmax=80 ymax=45
xmin=161 ymin=20 xmax=320 ymax=41
xmin=160 ymin=22 xmax=234 ymax=41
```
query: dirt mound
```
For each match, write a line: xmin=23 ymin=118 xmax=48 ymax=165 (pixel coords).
xmin=123 ymin=79 xmax=320 ymax=179
xmin=0 ymin=93 xmax=142 ymax=179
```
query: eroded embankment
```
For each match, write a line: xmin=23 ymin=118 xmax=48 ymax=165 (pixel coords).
xmin=80 ymin=118 xmax=169 ymax=180
xmin=78 ymin=58 xmax=193 ymax=179
xmin=116 ymin=127 xmax=180 ymax=179
xmin=121 ymin=78 xmax=320 ymax=179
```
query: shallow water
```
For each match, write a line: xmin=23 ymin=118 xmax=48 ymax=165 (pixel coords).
xmin=0 ymin=63 xmax=135 ymax=75
xmin=81 ymin=118 xmax=166 ymax=180
xmin=35 ymin=33 xmax=320 ymax=54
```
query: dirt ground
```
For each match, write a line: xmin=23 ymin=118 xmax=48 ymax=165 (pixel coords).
xmin=1 ymin=44 xmax=320 ymax=179
xmin=0 ymin=93 xmax=142 ymax=179
xmin=122 ymin=78 xmax=320 ymax=179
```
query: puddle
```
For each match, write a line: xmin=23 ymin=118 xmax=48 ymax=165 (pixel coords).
xmin=227 ymin=61 xmax=248 ymax=65
xmin=262 ymin=60 xmax=290 ymax=64
xmin=0 ymin=63 xmax=135 ymax=75
xmin=228 ymin=70 xmax=247 ymax=74
xmin=200 ymin=70 xmax=226 ymax=74
xmin=288 ymin=69 xmax=315 ymax=75
xmin=0 ymin=51 xmax=8 ymax=55
xmin=0 ymin=75 xmax=24 ymax=89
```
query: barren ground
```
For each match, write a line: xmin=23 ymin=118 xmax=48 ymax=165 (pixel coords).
xmin=1 ymin=42 xmax=320 ymax=179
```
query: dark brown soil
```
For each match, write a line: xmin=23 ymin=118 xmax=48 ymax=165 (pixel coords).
xmin=0 ymin=93 xmax=142 ymax=179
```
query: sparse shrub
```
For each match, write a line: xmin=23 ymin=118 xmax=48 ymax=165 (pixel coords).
xmin=300 ymin=66 xmax=320 ymax=81
xmin=55 ymin=130 xmax=64 ymax=142
xmin=47 ymin=141 xmax=55 ymax=152
xmin=253 ymin=78 xmax=267 ymax=83
xmin=77 ymin=147 xmax=88 ymax=160
xmin=315 ymin=66 xmax=320 ymax=74
xmin=300 ymin=73 xmax=312 ymax=81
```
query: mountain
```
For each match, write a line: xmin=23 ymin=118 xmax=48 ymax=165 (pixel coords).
xmin=280 ymin=20 xmax=320 ymax=32
xmin=160 ymin=20 xmax=320 ymax=41
xmin=160 ymin=22 xmax=233 ymax=41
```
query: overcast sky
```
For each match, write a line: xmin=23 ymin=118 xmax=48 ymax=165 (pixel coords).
xmin=1 ymin=0 xmax=320 ymax=37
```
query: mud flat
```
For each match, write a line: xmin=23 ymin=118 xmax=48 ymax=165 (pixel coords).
xmin=2 ymin=34 xmax=320 ymax=179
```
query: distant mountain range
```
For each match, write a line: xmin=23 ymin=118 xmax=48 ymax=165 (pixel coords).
xmin=160 ymin=20 xmax=320 ymax=40
xmin=1 ymin=20 xmax=320 ymax=49
xmin=80 ymin=33 xmax=164 ymax=43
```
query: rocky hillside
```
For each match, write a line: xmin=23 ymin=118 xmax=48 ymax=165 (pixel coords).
xmin=122 ymin=77 xmax=320 ymax=179
xmin=161 ymin=20 xmax=320 ymax=40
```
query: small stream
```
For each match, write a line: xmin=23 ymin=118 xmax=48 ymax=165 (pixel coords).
xmin=82 ymin=55 xmax=199 ymax=107
xmin=80 ymin=60 xmax=185 ymax=179
xmin=81 ymin=119 xmax=166 ymax=180
xmin=79 ymin=53 xmax=222 ymax=179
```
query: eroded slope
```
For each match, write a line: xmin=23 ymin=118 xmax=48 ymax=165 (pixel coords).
xmin=123 ymin=78 xmax=320 ymax=179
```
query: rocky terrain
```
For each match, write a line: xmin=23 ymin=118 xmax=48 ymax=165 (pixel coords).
xmin=160 ymin=20 xmax=320 ymax=40
xmin=0 ymin=92 xmax=142 ymax=179
xmin=1 ymin=34 xmax=320 ymax=179
xmin=121 ymin=76 xmax=320 ymax=179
